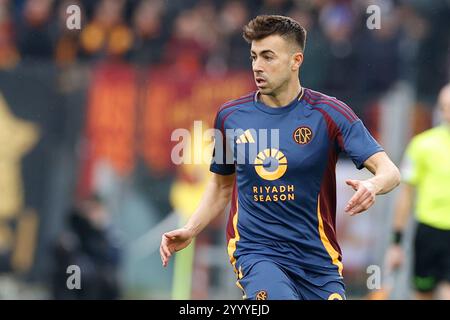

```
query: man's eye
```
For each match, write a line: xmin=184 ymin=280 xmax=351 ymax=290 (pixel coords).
xmin=250 ymin=56 xmax=256 ymax=61
xmin=264 ymin=56 xmax=273 ymax=61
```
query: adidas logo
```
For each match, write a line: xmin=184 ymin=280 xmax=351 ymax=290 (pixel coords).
xmin=236 ymin=130 xmax=255 ymax=144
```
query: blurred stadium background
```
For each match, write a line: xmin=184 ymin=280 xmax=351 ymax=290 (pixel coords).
xmin=0 ymin=0 xmax=448 ymax=299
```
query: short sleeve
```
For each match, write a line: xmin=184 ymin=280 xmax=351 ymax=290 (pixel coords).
xmin=209 ymin=111 xmax=236 ymax=175
xmin=315 ymin=96 xmax=384 ymax=170
xmin=340 ymin=120 xmax=384 ymax=170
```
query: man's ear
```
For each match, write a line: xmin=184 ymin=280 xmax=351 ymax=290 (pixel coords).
xmin=292 ymin=52 xmax=304 ymax=71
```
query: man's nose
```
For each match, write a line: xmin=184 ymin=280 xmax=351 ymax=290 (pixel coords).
xmin=252 ymin=58 xmax=263 ymax=73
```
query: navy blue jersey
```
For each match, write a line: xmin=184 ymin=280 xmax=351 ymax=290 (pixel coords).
xmin=210 ymin=88 xmax=383 ymax=283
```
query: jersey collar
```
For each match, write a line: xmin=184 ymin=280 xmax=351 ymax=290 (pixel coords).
xmin=254 ymin=87 xmax=305 ymax=115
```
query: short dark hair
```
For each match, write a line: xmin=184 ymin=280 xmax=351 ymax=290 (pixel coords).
xmin=243 ymin=15 xmax=307 ymax=52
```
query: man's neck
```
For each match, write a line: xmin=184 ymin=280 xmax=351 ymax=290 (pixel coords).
xmin=260 ymin=81 xmax=302 ymax=107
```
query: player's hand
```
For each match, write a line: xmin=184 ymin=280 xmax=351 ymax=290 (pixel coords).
xmin=345 ymin=179 xmax=378 ymax=215
xmin=160 ymin=227 xmax=194 ymax=267
xmin=385 ymin=244 xmax=404 ymax=271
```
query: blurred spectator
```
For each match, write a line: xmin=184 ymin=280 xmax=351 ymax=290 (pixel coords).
xmin=319 ymin=3 xmax=357 ymax=101
xmin=354 ymin=3 xmax=401 ymax=100
xmin=51 ymin=194 xmax=122 ymax=300
xmin=396 ymin=4 xmax=428 ymax=84
xmin=54 ymin=0 xmax=83 ymax=66
xmin=79 ymin=0 xmax=133 ymax=60
xmin=288 ymin=5 xmax=329 ymax=90
xmin=258 ymin=0 xmax=292 ymax=15
xmin=163 ymin=4 xmax=215 ymax=75
xmin=0 ymin=0 xmax=19 ymax=68
xmin=17 ymin=0 xmax=55 ymax=59
xmin=219 ymin=0 xmax=250 ymax=70
xmin=129 ymin=0 xmax=166 ymax=65
xmin=413 ymin=0 xmax=450 ymax=102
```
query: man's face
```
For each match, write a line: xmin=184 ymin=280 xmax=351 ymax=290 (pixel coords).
xmin=439 ymin=86 xmax=450 ymax=124
xmin=250 ymin=34 xmax=302 ymax=95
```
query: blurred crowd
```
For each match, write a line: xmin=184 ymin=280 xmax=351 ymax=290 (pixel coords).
xmin=52 ymin=194 xmax=121 ymax=299
xmin=0 ymin=0 xmax=449 ymax=299
xmin=0 ymin=0 xmax=449 ymax=102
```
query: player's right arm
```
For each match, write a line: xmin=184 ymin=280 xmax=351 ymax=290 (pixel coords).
xmin=160 ymin=172 xmax=235 ymax=267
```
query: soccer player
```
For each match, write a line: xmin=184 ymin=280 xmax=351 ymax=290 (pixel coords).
xmin=386 ymin=83 xmax=450 ymax=300
xmin=160 ymin=15 xmax=401 ymax=300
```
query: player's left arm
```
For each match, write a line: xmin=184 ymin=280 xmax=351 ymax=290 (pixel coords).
xmin=345 ymin=151 xmax=401 ymax=215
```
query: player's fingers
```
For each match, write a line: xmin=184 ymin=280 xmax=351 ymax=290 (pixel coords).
xmin=162 ymin=242 xmax=172 ymax=259
xmin=345 ymin=188 xmax=368 ymax=212
xmin=160 ymin=246 xmax=168 ymax=267
xmin=161 ymin=245 xmax=173 ymax=267
xmin=345 ymin=179 xmax=359 ymax=191
xmin=353 ymin=194 xmax=374 ymax=214
xmin=349 ymin=194 xmax=375 ymax=215
xmin=355 ymin=190 xmax=372 ymax=205
xmin=160 ymin=241 xmax=169 ymax=258
xmin=164 ymin=229 xmax=182 ymax=239
xmin=160 ymin=236 xmax=172 ymax=257
xmin=347 ymin=181 xmax=374 ymax=207
xmin=347 ymin=192 xmax=369 ymax=213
